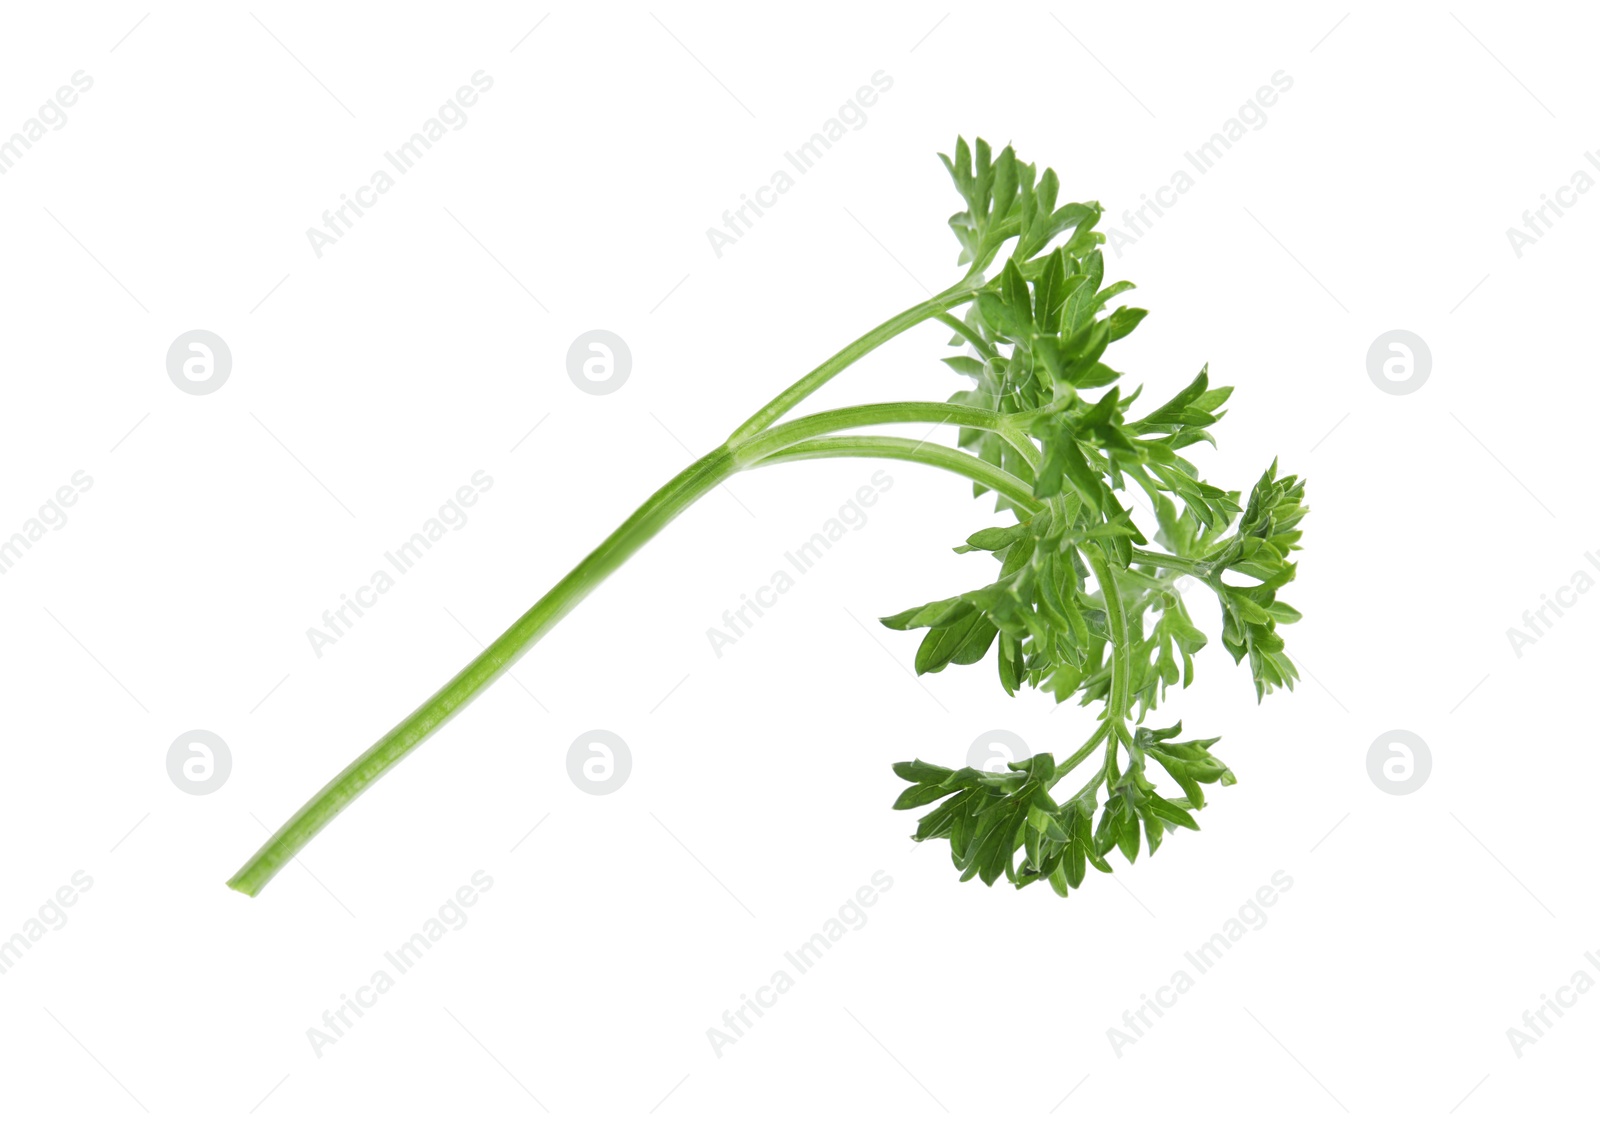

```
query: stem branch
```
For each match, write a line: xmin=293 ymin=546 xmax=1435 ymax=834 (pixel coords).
xmin=733 ymin=400 xmax=1036 ymax=472
xmin=727 ymin=284 xmax=977 ymax=444
xmin=1085 ymin=548 xmax=1133 ymax=780
xmin=230 ymin=285 xmax=1020 ymax=896
xmin=749 ymin=435 xmax=1041 ymax=513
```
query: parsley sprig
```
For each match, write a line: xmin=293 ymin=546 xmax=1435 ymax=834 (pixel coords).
xmin=228 ymin=138 xmax=1306 ymax=899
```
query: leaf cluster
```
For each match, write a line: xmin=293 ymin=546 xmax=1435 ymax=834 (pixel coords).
xmin=890 ymin=719 xmax=1236 ymax=898
xmin=883 ymin=137 xmax=1310 ymax=896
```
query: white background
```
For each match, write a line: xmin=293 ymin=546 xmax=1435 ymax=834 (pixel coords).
xmin=0 ymin=2 xmax=1593 ymax=1123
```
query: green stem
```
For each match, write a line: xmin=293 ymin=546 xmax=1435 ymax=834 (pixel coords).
xmin=227 ymin=447 xmax=738 ymax=896
xmin=1129 ymin=548 xmax=1210 ymax=579
xmin=230 ymin=430 xmax=1044 ymax=894
xmin=1118 ymin=569 xmax=1184 ymax=596
xmin=935 ymin=312 xmax=997 ymax=359
xmin=230 ymin=286 xmax=1028 ymax=897
xmin=727 ymin=284 xmax=978 ymax=444
xmin=749 ymin=435 xmax=1041 ymax=513
xmin=1049 ymin=718 xmax=1110 ymax=787
xmin=1085 ymin=548 xmax=1133 ymax=780
xmin=733 ymin=400 xmax=1035 ymax=472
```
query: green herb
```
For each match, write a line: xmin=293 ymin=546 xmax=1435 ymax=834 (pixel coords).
xmin=228 ymin=137 xmax=1306 ymax=899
